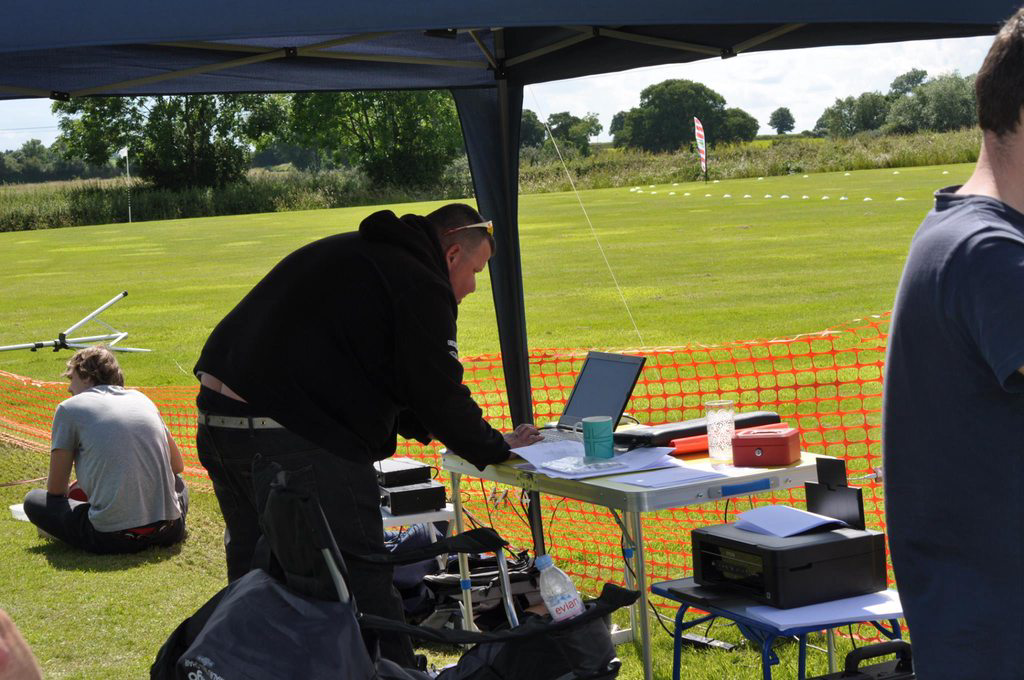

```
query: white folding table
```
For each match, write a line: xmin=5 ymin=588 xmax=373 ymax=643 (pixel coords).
xmin=443 ymin=451 xmax=824 ymax=680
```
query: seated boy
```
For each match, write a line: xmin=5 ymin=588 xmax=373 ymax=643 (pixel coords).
xmin=23 ymin=346 xmax=187 ymax=554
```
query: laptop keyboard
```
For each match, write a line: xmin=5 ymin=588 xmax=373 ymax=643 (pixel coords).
xmin=539 ymin=428 xmax=582 ymax=443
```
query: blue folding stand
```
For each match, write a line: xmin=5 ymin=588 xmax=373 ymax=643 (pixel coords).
xmin=651 ymin=578 xmax=902 ymax=680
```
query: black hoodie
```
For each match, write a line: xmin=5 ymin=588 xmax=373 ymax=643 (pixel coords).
xmin=194 ymin=209 xmax=510 ymax=469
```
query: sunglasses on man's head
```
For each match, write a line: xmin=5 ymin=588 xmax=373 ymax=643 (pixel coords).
xmin=444 ymin=220 xmax=493 ymax=235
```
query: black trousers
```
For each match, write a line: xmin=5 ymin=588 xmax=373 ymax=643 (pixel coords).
xmin=23 ymin=476 xmax=188 ymax=554
xmin=196 ymin=421 xmax=415 ymax=667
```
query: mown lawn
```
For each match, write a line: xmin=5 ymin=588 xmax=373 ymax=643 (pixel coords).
xmin=0 ymin=163 xmax=968 ymax=386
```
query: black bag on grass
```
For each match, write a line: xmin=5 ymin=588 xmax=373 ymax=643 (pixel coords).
xmin=157 ymin=568 xmax=377 ymax=680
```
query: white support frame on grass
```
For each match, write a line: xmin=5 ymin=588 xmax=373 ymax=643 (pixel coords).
xmin=0 ymin=291 xmax=151 ymax=353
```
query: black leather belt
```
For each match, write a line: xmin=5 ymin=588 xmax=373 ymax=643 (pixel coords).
xmin=197 ymin=412 xmax=284 ymax=429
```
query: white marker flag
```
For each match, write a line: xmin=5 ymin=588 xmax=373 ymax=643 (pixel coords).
xmin=693 ymin=117 xmax=706 ymax=174
xmin=117 ymin=147 xmax=128 ymax=158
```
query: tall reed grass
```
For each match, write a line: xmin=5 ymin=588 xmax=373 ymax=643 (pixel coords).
xmin=0 ymin=128 xmax=980 ymax=231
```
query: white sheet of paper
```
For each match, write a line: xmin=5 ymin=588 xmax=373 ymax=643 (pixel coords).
xmin=511 ymin=442 xmax=676 ymax=480
xmin=621 ymin=465 xmax=727 ymax=488
xmin=745 ymin=590 xmax=902 ymax=629
xmin=512 ymin=440 xmax=586 ymax=466
xmin=733 ymin=505 xmax=846 ymax=538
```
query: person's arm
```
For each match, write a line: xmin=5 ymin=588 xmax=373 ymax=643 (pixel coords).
xmin=167 ymin=431 xmax=184 ymax=475
xmin=45 ymin=449 xmax=74 ymax=496
xmin=0 ymin=609 xmax=42 ymax=680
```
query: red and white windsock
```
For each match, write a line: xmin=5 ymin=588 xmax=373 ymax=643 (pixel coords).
xmin=694 ymin=116 xmax=707 ymax=174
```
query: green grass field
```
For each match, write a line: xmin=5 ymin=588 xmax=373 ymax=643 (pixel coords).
xmin=0 ymin=163 xmax=969 ymax=386
xmin=0 ymin=164 xmax=966 ymax=678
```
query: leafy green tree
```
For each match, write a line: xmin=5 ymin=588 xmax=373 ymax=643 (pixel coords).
xmin=853 ymin=92 xmax=890 ymax=132
xmin=544 ymin=111 xmax=601 ymax=156
xmin=613 ymin=79 xmax=725 ymax=151
xmin=520 ymin=109 xmax=547 ymax=148
xmin=814 ymin=96 xmax=857 ymax=137
xmin=921 ymin=73 xmax=976 ymax=132
xmin=609 ymin=111 xmax=627 ymax=138
xmin=722 ymin=108 xmax=759 ymax=142
xmin=768 ymin=107 xmax=795 ymax=135
xmin=9 ymin=139 xmax=55 ymax=182
xmin=888 ymin=69 xmax=928 ymax=99
xmin=53 ymin=95 xmax=269 ymax=188
xmin=140 ymin=96 xmax=251 ymax=189
xmin=611 ymin=79 xmax=754 ymax=150
xmin=883 ymin=93 xmax=927 ymax=134
xmin=289 ymin=90 xmax=462 ymax=186
xmin=53 ymin=97 xmax=146 ymax=167
xmin=883 ymin=72 xmax=976 ymax=134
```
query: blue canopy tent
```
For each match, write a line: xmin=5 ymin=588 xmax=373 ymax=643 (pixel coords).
xmin=2 ymin=5 xmax=1018 ymax=673
xmin=0 ymin=0 xmax=1016 ymax=430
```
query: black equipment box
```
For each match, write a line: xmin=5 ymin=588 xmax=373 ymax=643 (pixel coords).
xmin=381 ymin=480 xmax=447 ymax=515
xmin=613 ymin=411 xmax=781 ymax=448
xmin=808 ymin=641 xmax=914 ymax=679
xmin=376 ymin=457 xmax=432 ymax=488
xmin=692 ymin=523 xmax=886 ymax=609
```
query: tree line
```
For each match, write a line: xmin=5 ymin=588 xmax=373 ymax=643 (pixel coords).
xmin=0 ymin=68 xmax=978 ymax=190
xmin=765 ymin=69 xmax=976 ymax=138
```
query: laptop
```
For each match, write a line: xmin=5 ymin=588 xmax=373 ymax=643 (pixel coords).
xmin=539 ymin=351 xmax=646 ymax=443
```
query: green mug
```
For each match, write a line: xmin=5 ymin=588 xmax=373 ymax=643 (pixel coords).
xmin=575 ymin=415 xmax=614 ymax=458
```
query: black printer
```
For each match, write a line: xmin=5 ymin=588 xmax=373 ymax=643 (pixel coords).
xmin=691 ymin=523 xmax=887 ymax=609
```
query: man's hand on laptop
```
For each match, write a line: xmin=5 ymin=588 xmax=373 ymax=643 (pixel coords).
xmin=504 ymin=423 xmax=543 ymax=449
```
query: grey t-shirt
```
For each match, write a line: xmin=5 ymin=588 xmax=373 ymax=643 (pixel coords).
xmin=51 ymin=385 xmax=181 ymax=532
xmin=884 ymin=188 xmax=1024 ymax=679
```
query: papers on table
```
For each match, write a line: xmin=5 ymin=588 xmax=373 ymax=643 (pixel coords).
xmin=745 ymin=590 xmax=902 ymax=629
xmin=511 ymin=440 xmax=677 ymax=480
xmin=620 ymin=465 xmax=727 ymax=488
xmin=734 ymin=505 xmax=847 ymax=538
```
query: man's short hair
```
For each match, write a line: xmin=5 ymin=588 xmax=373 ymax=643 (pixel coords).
xmin=976 ymin=8 xmax=1024 ymax=136
xmin=427 ymin=203 xmax=497 ymax=255
xmin=64 ymin=346 xmax=124 ymax=387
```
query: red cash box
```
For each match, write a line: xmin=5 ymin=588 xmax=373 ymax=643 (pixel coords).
xmin=731 ymin=427 xmax=801 ymax=466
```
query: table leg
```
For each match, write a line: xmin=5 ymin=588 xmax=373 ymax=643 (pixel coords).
xmin=826 ymin=628 xmax=836 ymax=672
xmin=621 ymin=526 xmax=638 ymax=643
xmin=672 ymin=605 xmax=691 ymax=680
xmin=625 ymin=510 xmax=652 ymax=680
xmin=527 ymin=490 xmax=546 ymax=555
xmin=760 ymin=635 xmax=777 ymax=680
xmin=449 ymin=471 xmax=476 ymax=632
xmin=798 ymin=634 xmax=808 ymax=680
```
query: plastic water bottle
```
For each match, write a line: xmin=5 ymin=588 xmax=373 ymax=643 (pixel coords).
xmin=535 ymin=554 xmax=584 ymax=621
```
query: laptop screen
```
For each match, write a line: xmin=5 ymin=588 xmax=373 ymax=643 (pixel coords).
xmin=557 ymin=352 xmax=646 ymax=429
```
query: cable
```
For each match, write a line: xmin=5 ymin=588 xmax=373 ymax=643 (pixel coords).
xmin=526 ymin=86 xmax=645 ymax=346
xmin=614 ymin=522 xmax=679 ymax=639
xmin=480 ymin=479 xmax=496 ymax=529
xmin=503 ymin=493 xmax=531 ymax=529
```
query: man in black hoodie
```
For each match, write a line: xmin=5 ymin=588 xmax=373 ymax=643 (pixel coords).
xmin=193 ymin=203 xmax=541 ymax=665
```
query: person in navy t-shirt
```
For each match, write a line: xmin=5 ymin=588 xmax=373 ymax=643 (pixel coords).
xmin=884 ymin=9 xmax=1024 ymax=678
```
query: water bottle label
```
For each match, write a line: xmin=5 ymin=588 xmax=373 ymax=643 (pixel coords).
xmin=548 ymin=592 xmax=583 ymax=621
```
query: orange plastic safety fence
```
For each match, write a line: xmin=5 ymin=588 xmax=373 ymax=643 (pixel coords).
xmin=0 ymin=313 xmax=890 ymax=609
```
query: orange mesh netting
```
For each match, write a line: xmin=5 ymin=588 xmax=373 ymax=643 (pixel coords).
xmin=0 ymin=313 xmax=890 ymax=606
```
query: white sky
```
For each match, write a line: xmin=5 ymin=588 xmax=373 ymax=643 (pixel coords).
xmin=0 ymin=35 xmax=993 ymax=152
